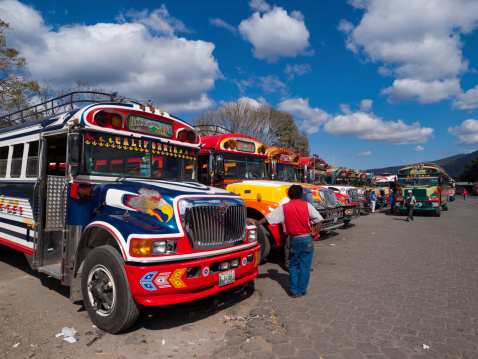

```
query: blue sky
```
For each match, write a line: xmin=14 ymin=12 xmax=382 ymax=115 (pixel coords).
xmin=2 ymin=0 xmax=478 ymax=171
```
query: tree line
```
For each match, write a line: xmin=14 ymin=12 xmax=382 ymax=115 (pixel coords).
xmin=460 ymin=157 xmax=478 ymax=182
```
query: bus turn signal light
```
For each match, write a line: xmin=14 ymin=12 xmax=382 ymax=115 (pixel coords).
xmin=70 ymin=183 xmax=92 ymax=200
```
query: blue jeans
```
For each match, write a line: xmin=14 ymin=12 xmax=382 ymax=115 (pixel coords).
xmin=288 ymin=236 xmax=314 ymax=295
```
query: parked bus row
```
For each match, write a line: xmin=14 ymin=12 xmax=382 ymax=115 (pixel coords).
xmin=0 ymin=93 xmax=454 ymax=333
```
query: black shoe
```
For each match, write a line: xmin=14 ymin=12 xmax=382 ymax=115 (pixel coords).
xmin=310 ymin=267 xmax=313 ymax=272
xmin=301 ymin=292 xmax=307 ymax=296
xmin=291 ymin=293 xmax=302 ymax=298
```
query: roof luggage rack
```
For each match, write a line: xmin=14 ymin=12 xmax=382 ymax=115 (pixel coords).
xmin=0 ymin=91 xmax=155 ymax=128
xmin=194 ymin=125 xmax=232 ymax=136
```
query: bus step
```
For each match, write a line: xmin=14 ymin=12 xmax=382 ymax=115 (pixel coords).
xmin=38 ymin=264 xmax=62 ymax=279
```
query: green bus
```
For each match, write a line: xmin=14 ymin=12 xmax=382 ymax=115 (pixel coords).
xmin=395 ymin=163 xmax=450 ymax=217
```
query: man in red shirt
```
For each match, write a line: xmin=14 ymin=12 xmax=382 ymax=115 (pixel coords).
xmin=463 ymin=189 xmax=468 ymax=202
xmin=253 ymin=185 xmax=323 ymax=298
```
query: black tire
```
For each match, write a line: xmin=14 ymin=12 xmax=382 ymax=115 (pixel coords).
xmin=81 ymin=246 xmax=140 ymax=333
xmin=255 ymin=223 xmax=271 ymax=260
xmin=435 ymin=207 xmax=441 ymax=217
xmin=343 ymin=219 xmax=351 ymax=227
xmin=443 ymin=203 xmax=449 ymax=211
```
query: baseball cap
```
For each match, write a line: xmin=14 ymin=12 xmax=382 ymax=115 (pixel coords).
xmin=408 ymin=190 xmax=412 ymax=193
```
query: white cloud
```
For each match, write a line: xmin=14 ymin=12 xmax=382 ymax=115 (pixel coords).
xmin=249 ymin=0 xmax=271 ymax=13
xmin=210 ymin=18 xmax=238 ymax=35
xmin=324 ymin=112 xmax=434 ymax=145
xmin=237 ymin=96 xmax=264 ymax=108
xmin=284 ymin=64 xmax=311 ymax=81
xmin=120 ymin=6 xmax=190 ymax=36
xmin=0 ymin=0 xmax=221 ymax=113
xmin=360 ymin=99 xmax=373 ymax=112
xmin=239 ymin=6 xmax=312 ymax=63
xmin=448 ymin=119 xmax=478 ymax=145
xmin=232 ymin=75 xmax=287 ymax=95
xmin=257 ymin=75 xmax=287 ymax=94
xmin=414 ymin=145 xmax=425 ymax=152
xmin=358 ymin=151 xmax=372 ymax=156
xmin=278 ymin=98 xmax=330 ymax=134
xmin=279 ymin=97 xmax=434 ymax=145
xmin=453 ymin=85 xmax=478 ymax=110
xmin=380 ymin=78 xmax=461 ymax=104
xmin=340 ymin=0 xmax=478 ymax=104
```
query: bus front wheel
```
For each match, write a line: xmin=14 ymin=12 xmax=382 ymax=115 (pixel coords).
xmin=81 ymin=245 xmax=140 ymax=333
xmin=254 ymin=222 xmax=271 ymax=260
xmin=443 ymin=203 xmax=449 ymax=211
xmin=435 ymin=207 xmax=441 ymax=217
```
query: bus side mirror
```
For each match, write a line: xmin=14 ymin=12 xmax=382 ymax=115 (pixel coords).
xmin=208 ymin=154 xmax=215 ymax=184
xmin=68 ymin=133 xmax=80 ymax=167
xmin=216 ymin=154 xmax=225 ymax=180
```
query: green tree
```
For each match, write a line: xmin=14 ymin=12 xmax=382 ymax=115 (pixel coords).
xmin=0 ymin=20 xmax=39 ymax=116
xmin=192 ymin=100 xmax=309 ymax=155
xmin=460 ymin=156 xmax=478 ymax=182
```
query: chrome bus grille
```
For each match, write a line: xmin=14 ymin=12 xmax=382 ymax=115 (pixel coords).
xmin=179 ymin=198 xmax=246 ymax=250
xmin=319 ymin=189 xmax=339 ymax=209
xmin=346 ymin=188 xmax=359 ymax=203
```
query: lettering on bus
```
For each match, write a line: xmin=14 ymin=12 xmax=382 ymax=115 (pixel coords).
xmin=84 ymin=133 xmax=196 ymax=160
xmin=127 ymin=115 xmax=174 ymax=138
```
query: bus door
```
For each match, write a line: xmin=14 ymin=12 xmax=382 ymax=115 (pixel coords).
xmin=36 ymin=134 xmax=68 ymax=279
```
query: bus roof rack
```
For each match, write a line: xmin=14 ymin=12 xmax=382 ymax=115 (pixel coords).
xmin=0 ymin=91 xmax=156 ymax=128
xmin=194 ymin=125 xmax=232 ymax=136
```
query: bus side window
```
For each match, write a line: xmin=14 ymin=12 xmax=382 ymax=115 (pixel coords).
xmin=26 ymin=142 xmax=39 ymax=177
xmin=0 ymin=147 xmax=8 ymax=177
xmin=10 ymin=144 xmax=24 ymax=178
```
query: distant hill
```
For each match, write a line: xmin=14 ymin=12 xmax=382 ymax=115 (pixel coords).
xmin=366 ymin=150 xmax=478 ymax=178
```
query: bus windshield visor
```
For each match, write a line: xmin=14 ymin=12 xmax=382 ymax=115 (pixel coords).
xmin=223 ymin=153 xmax=268 ymax=179
xmin=82 ymin=132 xmax=197 ymax=181
xmin=277 ymin=163 xmax=298 ymax=181
xmin=398 ymin=176 xmax=439 ymax=186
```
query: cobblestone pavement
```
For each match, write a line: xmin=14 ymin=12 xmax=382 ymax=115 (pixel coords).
xmin=211 ymin=197 xmax=478 ymax=359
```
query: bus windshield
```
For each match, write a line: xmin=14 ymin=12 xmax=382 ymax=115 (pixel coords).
xmin=82 ymin=131 xmax=197 ymax=181
xmin=398 ymin=176 xmax=439 ymax=186
xmin=277 ymin=163 xmax=298 ymax=181
xmin=223 ymin=153 xmax=268 ymax=179
xmin=336 ymin=177 xmax=348 ymax=185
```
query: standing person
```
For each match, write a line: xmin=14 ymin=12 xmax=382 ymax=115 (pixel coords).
xmin=252 ymin=185 xmax=323 ymax=298
xmin=463 ymin=189 xmax=468 ymax=202
xmin=405 ymin=190 xmax=416 ymax=221
xmin=389 ymin=188 xmax=395 ymax=215
xmin=370 ymin=190 xmax=377 ymax=213
xmin=278 ymin=195 xmax=291 ymax=269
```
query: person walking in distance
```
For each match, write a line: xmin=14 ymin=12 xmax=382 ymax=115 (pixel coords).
xmin=370 ymin=190 xmax=377 ymax=213
xmin=389 ymin=188 xmax=395 ymax=215
xmin=405 ymin=190 xmax=416 ymax=221
xmin=252 ymin=185 xmax=323 ymax=298
xmin=463 ymin=189 xmax=468 ymax=202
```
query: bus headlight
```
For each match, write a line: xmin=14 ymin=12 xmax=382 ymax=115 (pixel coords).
xmin=248 ymin=229 xmax=258 ymax=242
xmin=131 ymin=239 xmax=177 ymax=255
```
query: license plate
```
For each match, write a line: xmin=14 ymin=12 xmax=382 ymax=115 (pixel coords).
xmin=219 ymin=270 xmax=235 ymax=286
xmin=333 ymin=217 xmax=338 ymax=223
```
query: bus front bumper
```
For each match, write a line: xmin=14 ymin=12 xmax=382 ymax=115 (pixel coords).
xmin=125 ymin=244 xmax=260 ymax=306
xmin=395 ymin=201 xmax=440 ymax=211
